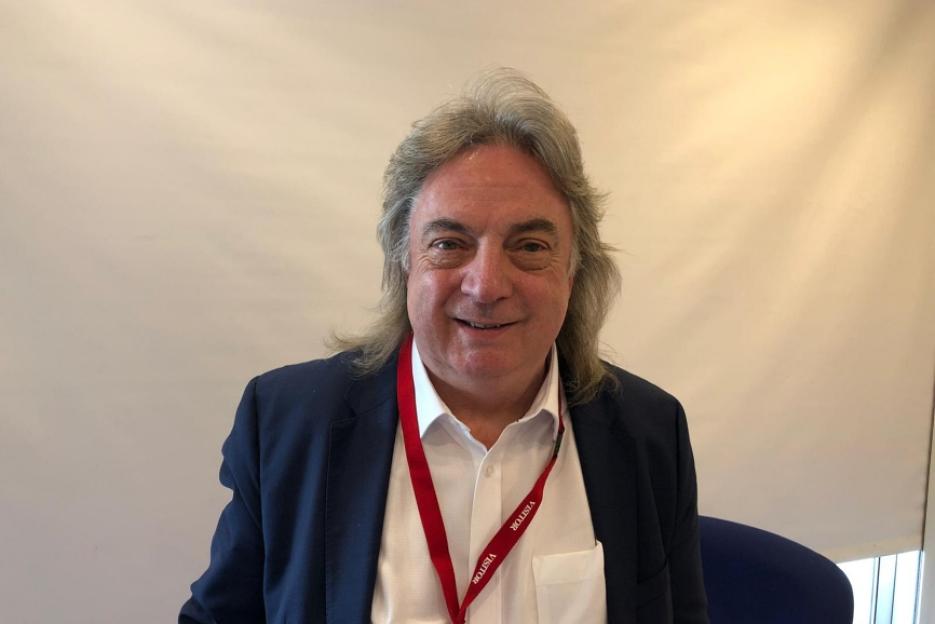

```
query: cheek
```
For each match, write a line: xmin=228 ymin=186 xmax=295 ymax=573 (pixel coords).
xmin=531 ymin=280 xmax=572 ymax=327
xmin=407 ymin=272 xmax=452 ymax=325
xmin=421 ymin=269 xmax=459 ymax=297
xmin=405 ymin=274 xmax=421 ymax=326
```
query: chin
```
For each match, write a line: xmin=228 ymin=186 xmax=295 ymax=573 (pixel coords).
xmin=455 ymin=354 xmax=524 ymax=381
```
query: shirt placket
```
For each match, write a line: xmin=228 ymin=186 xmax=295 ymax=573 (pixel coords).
xmin=467 ymin=442 xmax=503 ymax=623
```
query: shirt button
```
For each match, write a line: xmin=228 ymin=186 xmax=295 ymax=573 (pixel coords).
xmin=484 ymin=465 xmax=495 ymax=478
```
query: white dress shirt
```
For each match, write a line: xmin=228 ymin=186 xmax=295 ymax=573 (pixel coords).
xmin=370 ymin=343 xmax=607 ymax=623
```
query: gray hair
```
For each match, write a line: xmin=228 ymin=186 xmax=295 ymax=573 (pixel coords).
xmin=331 ymin=68 xmax=620 ymax=404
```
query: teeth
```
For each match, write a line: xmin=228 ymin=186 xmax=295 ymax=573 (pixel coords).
xmin=468 ymin=321 xmax=503 ymax=329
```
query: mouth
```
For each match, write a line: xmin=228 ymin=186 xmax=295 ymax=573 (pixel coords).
xmin=455 ymin=318 xmax=516 ymax=330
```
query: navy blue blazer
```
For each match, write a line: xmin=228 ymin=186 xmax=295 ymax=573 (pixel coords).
xmin=180 ymin=350 xmax=708 ymax=623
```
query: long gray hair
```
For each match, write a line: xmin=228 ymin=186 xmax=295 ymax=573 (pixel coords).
xmin=332 ymin=68 xmax=620 ymax=404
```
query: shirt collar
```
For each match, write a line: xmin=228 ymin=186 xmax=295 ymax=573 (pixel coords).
xmin=410 ymin=341 xmax=562 ymax=439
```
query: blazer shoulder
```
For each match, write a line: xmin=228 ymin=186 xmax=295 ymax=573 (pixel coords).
xmin=253 ymin=350 xmax=360 ymax=401
xmin=590 ymin=362 xmax=689 ymax=453
xmin=246 ymin=350 xmax=397 ymax=429
xmin=602 ymin=361 xmax=683 ymax=415
xmin=589 ymin=363 xmax=696 ymax=501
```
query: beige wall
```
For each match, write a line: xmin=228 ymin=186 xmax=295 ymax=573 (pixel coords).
xmin=2 ymin=1 xmax=934 ymax=620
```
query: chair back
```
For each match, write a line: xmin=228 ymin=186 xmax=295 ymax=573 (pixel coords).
xmin=699 ymin=516 xmax=854 ymax=623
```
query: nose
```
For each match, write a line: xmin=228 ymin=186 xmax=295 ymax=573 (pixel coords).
xmin=460 ymin=244 xmax=513 ymax=304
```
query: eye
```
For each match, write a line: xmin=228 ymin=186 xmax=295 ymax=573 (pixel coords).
xmin=518 ymin=240 xmax=548 ymax=253
xmin=426 ymin=237 xmax=470 ymax=268
xmin=511 ymin=239 xmax=553 ymax=271
xmin=431 ymin=239 xmax=462 ymax=251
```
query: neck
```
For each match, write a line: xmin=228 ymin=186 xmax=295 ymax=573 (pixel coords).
xmin=426 ymin=364 xmax=547 ymax=449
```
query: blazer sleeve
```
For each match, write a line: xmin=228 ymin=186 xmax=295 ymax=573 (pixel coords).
xmin=670 ymin=402 xmax=709 ymax=624
xmin=180 ymin=377 xmax=267 ymax=624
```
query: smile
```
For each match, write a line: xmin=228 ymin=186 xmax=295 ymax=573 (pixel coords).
xmin=456 ymin=319 xmax=515 ymax=330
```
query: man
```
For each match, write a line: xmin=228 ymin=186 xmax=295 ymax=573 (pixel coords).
xmin=181 ymin=69 xmax=709 ymax=623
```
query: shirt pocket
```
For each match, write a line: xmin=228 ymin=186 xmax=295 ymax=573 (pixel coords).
xmin=532 ymin=541 xmax=606 ymax=624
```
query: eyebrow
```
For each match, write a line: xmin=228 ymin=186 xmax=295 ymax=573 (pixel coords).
xmin=421 ymin=218 xmax=472 ymax=239
xmin=507 ymin=218 xmax=558 ymax=237
xmin=420 ymin=217 xmax=559 ymax=239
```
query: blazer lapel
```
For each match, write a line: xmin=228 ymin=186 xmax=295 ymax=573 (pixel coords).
xmin=571 ymin=393 xmax=640 ymax=624
xmin=324 ymin=357 xmax=399 ymax=624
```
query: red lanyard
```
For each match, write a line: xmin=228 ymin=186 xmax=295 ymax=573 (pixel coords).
xmin=396 ymin=334 xmax=565 ymax=624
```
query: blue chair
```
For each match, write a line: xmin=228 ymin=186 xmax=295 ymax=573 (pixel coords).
xmin=699 ymin=516 xmax=854 ymax=623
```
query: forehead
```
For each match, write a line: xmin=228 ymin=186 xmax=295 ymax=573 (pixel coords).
xmin=412 ymin=143 xmax=572 ymax=231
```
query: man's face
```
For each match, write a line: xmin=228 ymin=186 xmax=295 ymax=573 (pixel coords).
xmin=406 ymin=143 xmax=575 ymax=394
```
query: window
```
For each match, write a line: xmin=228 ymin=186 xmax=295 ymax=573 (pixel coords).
xmin=838 ymin=551 xmax=922 ymax=624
